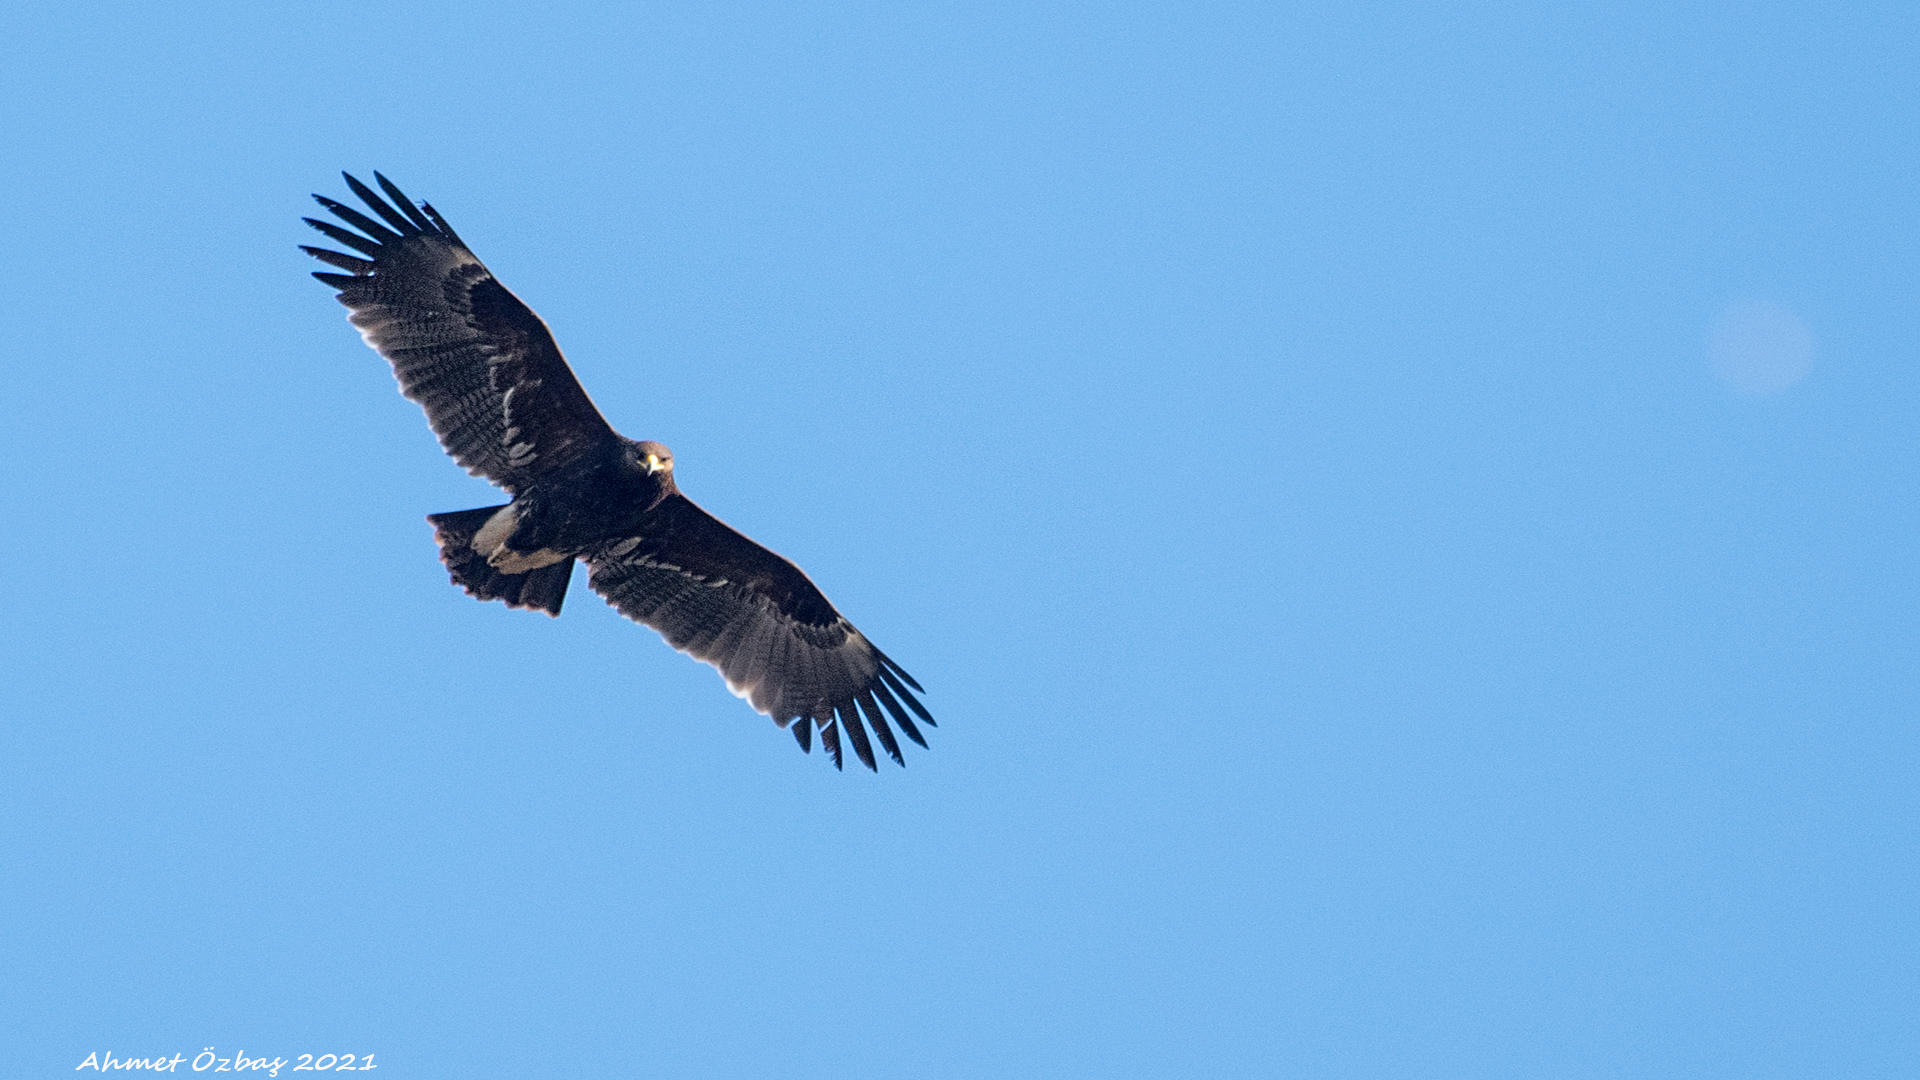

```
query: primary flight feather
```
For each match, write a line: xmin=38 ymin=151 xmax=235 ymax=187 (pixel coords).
xmin=303 ymin=172 xmax=933 ymax=770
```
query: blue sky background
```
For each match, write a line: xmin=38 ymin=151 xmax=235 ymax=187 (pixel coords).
xmin=3 ymin=2 xmax=1916 ymax=1076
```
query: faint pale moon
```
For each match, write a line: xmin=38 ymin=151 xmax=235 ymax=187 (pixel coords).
xmin=1707 ymin=300 xmax=1815 ymax=394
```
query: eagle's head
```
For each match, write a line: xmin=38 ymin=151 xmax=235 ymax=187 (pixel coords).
xmin=631 ymin=439 xmax=675 ymax=476
xmin=624 ymin=439 xmax=678 ymax=509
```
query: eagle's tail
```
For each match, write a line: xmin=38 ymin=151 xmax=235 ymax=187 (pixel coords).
xmin=426 ymin=505 xmax=573 ymax=617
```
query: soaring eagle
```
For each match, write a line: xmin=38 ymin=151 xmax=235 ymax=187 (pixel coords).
xmin=302 ymin=173 xmax=933 ymax=770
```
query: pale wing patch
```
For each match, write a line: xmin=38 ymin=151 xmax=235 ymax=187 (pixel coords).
xmin=500 ymin=382 xmax=543 ymax=467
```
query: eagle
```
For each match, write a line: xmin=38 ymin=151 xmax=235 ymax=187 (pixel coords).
xmin=302 ymin=173 xmax=933 ymax=770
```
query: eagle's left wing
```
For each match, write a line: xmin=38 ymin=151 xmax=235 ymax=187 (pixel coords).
xmin=302 ymin=173 xmax=616 ymax=493
xmin=585 ymin=494 xmax=935 ymax=770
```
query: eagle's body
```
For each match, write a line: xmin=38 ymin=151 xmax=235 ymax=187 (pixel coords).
xmin=303 ymin=173 xmax=932 ymax=770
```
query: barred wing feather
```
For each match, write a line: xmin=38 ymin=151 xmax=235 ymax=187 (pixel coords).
xmin=302 ymin=172 xmax=615 ymax=492
xmin=586 ymin=495 xmax=935 ymax=770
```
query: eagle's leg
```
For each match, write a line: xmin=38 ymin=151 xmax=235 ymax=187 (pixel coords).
xmin=425 ymin=505 xmax=573 ymax=617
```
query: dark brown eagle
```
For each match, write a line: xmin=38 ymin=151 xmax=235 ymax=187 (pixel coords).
xmin=302 ymin=173 xmax=933 ymax=770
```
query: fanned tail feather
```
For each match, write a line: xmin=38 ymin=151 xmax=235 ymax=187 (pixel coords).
xmin=426 ymin=505 xmax=572 ymax=616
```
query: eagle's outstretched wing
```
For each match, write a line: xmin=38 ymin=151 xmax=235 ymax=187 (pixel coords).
xmin=303 ymin=173 xmax=616 ymax=492
xmin=585 ymin=494 xmax=936 ymax=770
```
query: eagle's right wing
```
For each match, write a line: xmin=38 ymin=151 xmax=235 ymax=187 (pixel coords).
xmin=303 ymin=173 xmax=616 ymax=493
xmin=584 ymin=493 xmax=935 ymax=771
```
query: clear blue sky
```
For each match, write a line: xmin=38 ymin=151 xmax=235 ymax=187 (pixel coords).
xmin=3 ymin=2 xmax=1915 ymax=1077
